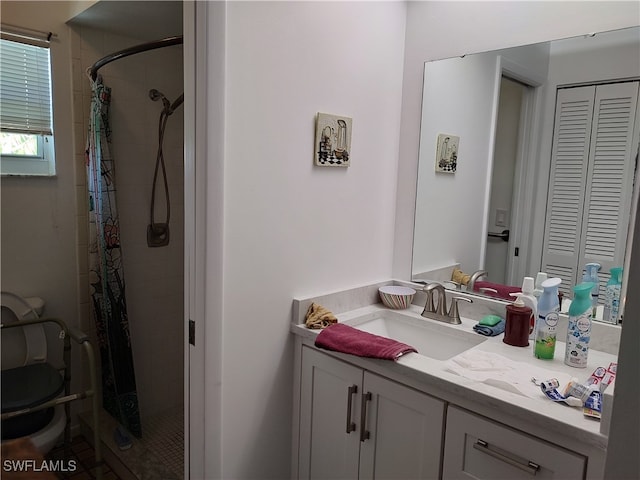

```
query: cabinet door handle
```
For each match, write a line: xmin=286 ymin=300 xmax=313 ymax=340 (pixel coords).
xmin=473 ymin=439 xmax=540 ymax=475
xmin=345 ymin=385 xmax=358 ymax=434
xmin=359 ymin=391 xmax=372 ymax=442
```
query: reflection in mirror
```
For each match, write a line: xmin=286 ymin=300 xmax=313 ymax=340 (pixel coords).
xmin=412 ymin=27 xmax=640 ymax=324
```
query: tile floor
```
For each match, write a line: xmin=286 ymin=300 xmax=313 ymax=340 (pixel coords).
xmin=79 ymin=407 xmax=183 ymax=480
xmin=47 ymin=436 xmax=121 ymax=480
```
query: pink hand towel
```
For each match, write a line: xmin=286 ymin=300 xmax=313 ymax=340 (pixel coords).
xmin=474 ymin=281 xmax=521 ymax=301
xmin=315 ymin=323 xmax=417 ymax=361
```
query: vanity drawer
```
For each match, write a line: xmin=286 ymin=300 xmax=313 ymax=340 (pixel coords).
xmin=443 ymin=406 xmax=586 ymax=479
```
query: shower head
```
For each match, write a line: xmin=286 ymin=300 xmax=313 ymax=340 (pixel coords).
xmin=149 ymin=88 xmax=170 ymax=110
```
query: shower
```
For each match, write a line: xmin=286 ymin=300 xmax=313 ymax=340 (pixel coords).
xmin=147 ymin=89 xmax=184 ymax=247
xmin=82 ymin=31 xmax=186 ymax=478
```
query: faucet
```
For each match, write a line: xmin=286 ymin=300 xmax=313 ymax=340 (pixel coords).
xmin=421 ymin=283 xmax=473 ymax=324
xmin=467 ymin=270 xmax=488 ymax=293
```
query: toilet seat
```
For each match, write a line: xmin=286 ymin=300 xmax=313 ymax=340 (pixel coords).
xmin=1 ymin=291 xmax=65 ymax=453
xmin=1 ymin=292 xmax=47 ymax=369
xmin=2 ymin=363 xmax=65 ymax=440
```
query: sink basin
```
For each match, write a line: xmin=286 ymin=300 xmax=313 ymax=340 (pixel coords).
xmin=347 ymin=310 xmax=485 ymax=361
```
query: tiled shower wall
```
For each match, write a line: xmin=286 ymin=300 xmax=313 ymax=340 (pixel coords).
xmin=70 ymin=25 xmax=184 ymax=419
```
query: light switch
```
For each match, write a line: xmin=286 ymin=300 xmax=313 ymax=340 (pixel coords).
xmin=495 ymin=208 xmax=508 ymax=227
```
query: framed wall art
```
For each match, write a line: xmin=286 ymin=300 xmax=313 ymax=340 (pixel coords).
xmin=435 ymin=133 xmax=459 ymax=173
xmin=315 ymin=113 xmax=352 ymax=167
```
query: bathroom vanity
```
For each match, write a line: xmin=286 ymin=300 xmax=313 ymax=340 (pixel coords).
xmin=290 ymin=283 xmax=618 ymax=480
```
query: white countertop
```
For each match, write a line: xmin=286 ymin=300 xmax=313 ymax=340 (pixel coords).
xmin=291 ymin=302 xmax=617 ymax=451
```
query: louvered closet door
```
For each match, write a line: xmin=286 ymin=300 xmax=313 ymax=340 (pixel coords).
xmin=543 ymin=82 xmax=639 ymax=295
xmin=579 ymin=81 xmax=639 ymax=295
xmin=542 ymin=86 xmax=595 ymax=293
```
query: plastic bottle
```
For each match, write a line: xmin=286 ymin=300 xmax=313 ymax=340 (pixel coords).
xmin=565 ymin=282 xmax=594 ymax=368
xmin=582 ymin=263 xmax=601 ymax=317
xmin=533 ymin=272 xmax=547 ymax=300
xmin=510 ymin=276 xmax=537 ymax=339
xmin=603 ymin=267 xmax=623 ymax=324
xmin=533 ymin=277 xmax=561 ymax=359
xmin=504 ymin=296 xmax=532 ymax=347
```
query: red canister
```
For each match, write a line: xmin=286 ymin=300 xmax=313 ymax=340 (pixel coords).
xmin=504 ymin=302 xmax=532 ymax=347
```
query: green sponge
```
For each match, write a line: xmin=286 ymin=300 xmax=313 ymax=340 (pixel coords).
xmin=478 ymin=314 xmax=503 ymax=327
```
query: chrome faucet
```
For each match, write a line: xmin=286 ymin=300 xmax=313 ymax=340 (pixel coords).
xmin=421 ymin=283 xmax=473 ymax=325
xmin=467 ymin=270 xmax=488 ymax=293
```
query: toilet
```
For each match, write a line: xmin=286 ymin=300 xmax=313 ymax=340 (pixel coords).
xmin=1 ymin=292 xmax=66 ymax=453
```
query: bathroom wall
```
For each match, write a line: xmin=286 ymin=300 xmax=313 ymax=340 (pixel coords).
xmin=69 ymin=24 xmax=184 ymax=418
xmin=0 ymin=0 xmax=96 ymax=417
xmin=0 ymin=1 xmax=90 ymax=330
xmin=215 ymin=2 xmax=407 ymax=478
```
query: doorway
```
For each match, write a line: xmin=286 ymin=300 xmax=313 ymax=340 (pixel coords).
xmin=485 ymin=76 xmax=526 ymax=285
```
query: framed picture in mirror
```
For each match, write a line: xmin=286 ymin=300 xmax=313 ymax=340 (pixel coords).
xmin=435 ymin=133 xmax=459 ymax=173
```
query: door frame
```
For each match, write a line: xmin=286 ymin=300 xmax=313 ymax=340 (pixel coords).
xmin=496 ymin=57 xmax=545 ymax=285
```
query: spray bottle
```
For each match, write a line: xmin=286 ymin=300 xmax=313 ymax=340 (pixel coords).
xmin=534 ymin=277 xmax=561 ymax=359
xmin=565 ymin=282 xmax=594 ymax=368
xmin=582 ymin=263 xmax=601 ymax=317
xmin=603 ymin=267 xmax=623 ymax=324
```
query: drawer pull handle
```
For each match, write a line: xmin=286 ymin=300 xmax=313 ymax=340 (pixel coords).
xmin=345 ymin=385 xmax=358 ymax=434
xmin=360 ymin=392 xmax=372 ymax=442
xmin=473 ymin=439 xmax=540 ymax=475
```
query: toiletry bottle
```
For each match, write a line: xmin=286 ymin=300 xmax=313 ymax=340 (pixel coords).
xmin=504 ymin=296 xmax=531 ymax=347
xmin=565 ymin=282 xmax=594 ymax=368
xmin=534 ymin=277 xmax=561 ymax=359
xmin=510 ymin=276 xmax=537 ymax=339
xmin=582 ymin=263 xmax=601 ymax=317
xmin=603 ymin=267 xmax=623 ymax=324
xmin=533 ymin=272 xmax=547 ymax=300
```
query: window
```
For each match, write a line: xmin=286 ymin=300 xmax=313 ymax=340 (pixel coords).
xmin=0 ymin=35 xmax=55 ymax=176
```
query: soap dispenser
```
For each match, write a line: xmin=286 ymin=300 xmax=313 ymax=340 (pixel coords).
xmin=504 ymin=296 xmax=532 ymax=347
xmin=510 ymin=276 xmax=537 ymax=339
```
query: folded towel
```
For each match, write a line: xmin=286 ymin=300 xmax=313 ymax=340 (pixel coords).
xmin=473 ymin=319 xmax=505 ymax=336
xmin=473 ymin=281 xmax=521 ymax=300
xmin=305 ymin=302 xmax=338 ymax=329
xmin=315 ymin=323 xmax=417 ymax=360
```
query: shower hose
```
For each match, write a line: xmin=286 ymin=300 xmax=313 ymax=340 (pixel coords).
xmin=149 ymin=90 xmax=183 ymax=242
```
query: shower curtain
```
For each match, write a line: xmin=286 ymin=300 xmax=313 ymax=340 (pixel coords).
xmin=86 ymin=77 xmax=142 ymax=438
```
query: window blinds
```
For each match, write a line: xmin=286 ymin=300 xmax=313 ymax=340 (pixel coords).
xmin=0 ymin=38 xmax=52 ymax=136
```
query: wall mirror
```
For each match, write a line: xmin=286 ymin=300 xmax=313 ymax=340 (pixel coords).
xmin=411 ymin=26 xmax=640 ymax=323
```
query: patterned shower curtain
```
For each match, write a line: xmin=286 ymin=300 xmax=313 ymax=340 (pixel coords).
xmin=86 ymin=77 xmax=142 ymax=438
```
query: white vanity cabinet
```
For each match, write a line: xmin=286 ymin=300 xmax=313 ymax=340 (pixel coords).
xmin=442 ymin=406 xmax=586 ymax=479
xmin=298 ymin=346 xmax=444 ymax=479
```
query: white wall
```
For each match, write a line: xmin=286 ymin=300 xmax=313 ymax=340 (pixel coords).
xmin=0 ymin=1 xmax=93 ymax=413
xmin=413 ymin=54 xmax=499 ymax=274
xmin=216 ymin=2 xmax=406 ymax=478
xmin=0 ymin=1 xmax=87 ymax=329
